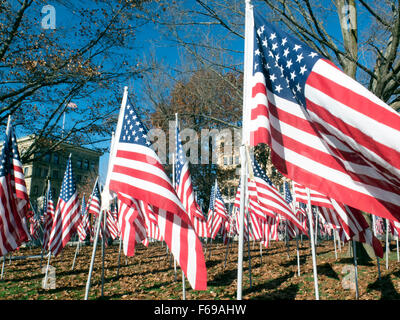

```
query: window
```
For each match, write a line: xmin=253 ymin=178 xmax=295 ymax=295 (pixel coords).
xmin=23 ymin=167 xmax=29 ymax=176
xmin=52 ymin=170 xmax=58 ymax=179
xmin=35 ymin=167 xmax=41 ymax=177
xmin=90 ymin=161 xmax=95 ymax=171
xmin=53 ymin=153 xmax=59 ymax=164
xmin=76 ymin=175 xmax=82 ymax=183
xmin=44 ymin=153 xmax=51 ymax=162
xmin=223 ymin=156 xmax=228 ymax=166
xmin=77 ymin=159 xmax=82 ymax=169
xmin=33 ymin=185 xmax=38 ymax=196
xmin=42 ymin=168 xmax=48 ymax=178
xmin=235 ymin=155 xmax=239 ymax=165
xmin=83 ymin=159 xmax=89 ymax=170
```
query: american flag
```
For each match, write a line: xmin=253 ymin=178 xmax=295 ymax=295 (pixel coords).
xmin=0 ymin=122 xmax=30 ymax=256
xmin=87 ymin=180 xmax=101 ymax=216
xmin=206 ymin=180 xmax=228 ymax=240
xmin=249 ymin=159 xmax=307 ymax=235
xmin=105 ymin=209 xmax=119 ymax=240
xmin=245 ymin=7 xmax=400 ymax=223
xmin=48 ymin=155 xmax=81 ymax=256
xmin=42 ymin=181 xmax=55 ymax=250
xmin=175 ymin=124 xmax=208 ymax=238
xmin=77 ymin=195 xmax=89 ymax=242
xmin=108 ymin=96 xmax=207 ymax=290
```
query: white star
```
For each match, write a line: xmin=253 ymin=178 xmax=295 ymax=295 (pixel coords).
xmin=255 ymin=49 xmax=261 ymax=55
xmin=271 ymin=43 xmax=278 ymax=51
xmin=299 ymin=65 xmax=307 ymax=75
xmin=257 ymin=25 xmax=265 ymax=37
xmin=281 ymin=37 xmax=287 ymax=46
xmin=293 ymin=44 xmax=302 ymax=52
xmin=309 ymin=52 xmax=318 ymax=58
xmin=296 ymin=53 xmax=304 ymax=63
xmin=283 ymin=48 xmax=290 ymax=58
xmin=290 ymin=71 xmax=297 ymax=80
xmin=269 ymin=33 xmax=277 ymax=40
xmin=275 ymin=84 xmax=283 ymax=93
xmin=262 ymin=39 xmax=268 ymax=47
xmin=286 ymin=59 xmax=293 ymax=69
xmin=269 ymin=74 xmax=277 ymax=82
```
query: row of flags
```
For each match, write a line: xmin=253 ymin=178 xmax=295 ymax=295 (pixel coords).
xmin=1 ymin=4 xmax=400 ymax=297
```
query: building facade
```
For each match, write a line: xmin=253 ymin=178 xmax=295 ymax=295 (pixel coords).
xmin=17 ymin=135 xmax=102 ymax=207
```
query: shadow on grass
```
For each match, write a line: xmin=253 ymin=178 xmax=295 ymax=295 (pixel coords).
xmin=251 ymin=283 xmax=299 ymax=300
xmin=208 ymin=268 xmax=237 ymax=287
xmin=242 ymin=271 xmax=295 ymax=297
xmin=367 ymin=274 xmax=400 ymax=300
xmin=318 ymin=262 xmax=340 ymax=280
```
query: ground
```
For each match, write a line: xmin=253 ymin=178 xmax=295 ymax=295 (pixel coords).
xmin=0 ymin=239 xmax=399 ymax=300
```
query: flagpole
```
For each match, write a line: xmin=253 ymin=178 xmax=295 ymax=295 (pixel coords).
xmin=306 ymin=188 xmax=319 ymax=300
xmin=84 ymin=209 xmax=103 ymax=300
xmin=372 ymin=214 xmax=381 ymax=280
xmin=352 ymin=240 xmax=359 ymax=299
xmin=116 ymin=237 xmax=122 ymax=277
xmin=237 ymin=145 xmax=247 ymax=300
xmin=208 ymin=179 xmax=217 ymax=260
xmin=333 ymin=228 xmax=337 ymax=260
xmin=386 ymin=218 xmax=390 ymax=270
xmin=174 ymin=113 xmax=186 ymax=300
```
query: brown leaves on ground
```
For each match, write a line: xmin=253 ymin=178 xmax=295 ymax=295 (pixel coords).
xmin=0 ymin=239 xmax=399 ymax=300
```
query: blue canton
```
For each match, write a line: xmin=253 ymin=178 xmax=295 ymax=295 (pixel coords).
xmin=253 ymin=9 xmax=322 ymax=108
xmin=284 ymin=181 xmax=293 ymax=204
xmin=251 ymin=158 xmax=273 ymax=186
xmin=60 ymin=157 xmax=76 ymax=202
xmin=174 ymin=126 xmax=186 ymax=188
xmin=119 ymin=103 xmax=151 ymax=147
xmin=0 ymin=125 xmax=20 ymax=177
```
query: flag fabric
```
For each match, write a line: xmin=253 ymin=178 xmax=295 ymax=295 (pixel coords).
xmin=0 ymin=122 xmax=30 ymax=256
xmin=108 ymin=96 xmax=207 ymax=290
xmin=292 ymin=183 xmax=333 ymax=209
xmin=87 ymin=180 xmax=101 ymax=216
xmin=244 ymin=6 xmax=400 ymax=223
xmin=48 ymin=156 xmax=81 ymax=256
xmin=206 ymin=181 xmax=228 ymax=240
xmin=106 ymin=209 xmax=119 ymax=240
xmin=29 ymin=215 xmax=40 ymax=241
xmin=175 ymin=125 xmax=208 ymax=238
xmin=42 ymin=181 xmax=55 ymax=250
xmin=77 ymin=195 xmax=89 ymax=242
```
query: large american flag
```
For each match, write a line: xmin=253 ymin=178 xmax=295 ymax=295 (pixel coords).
xmin=48 ymin=156 xmax=81 ymax=256
xmin=175 ymin=124 xmax=208 ymax=238
xmin=292 ymin=183 xmax=333 ymax=209
xmin=0 ymin=122 xmax=30 ymax=256
xmin=108 ymin=97 xmax=207 ymax=290
xmin=245 ymin=7 xmax=400 ymax=223
xmin=42 ymin=181 xmax=54 ymax=250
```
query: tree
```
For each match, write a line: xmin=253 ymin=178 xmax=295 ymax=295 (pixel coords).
xmin=0 ymin=0 xmax=150 ymax=162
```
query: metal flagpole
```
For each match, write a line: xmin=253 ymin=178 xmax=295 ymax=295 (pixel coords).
xmin=237 ymin=0 xmax=253 ymax=300
xmin=237 ymin=146 xmax=247 ymax=300
xmin=306 ymin=188 xmax=319 ymax=300
xmin=174 ymin=113 xmax=186 ymax=300
xmin=71 ymin=241 xmax=79 ymax=270
xmin=386 ymin=218 xmax=390 ymax=270
xmin=352 ymin=240 xmax=359 ymax=299
xmin=333 ymin=229 xmax=337 ymax=260
xmin=296 ymin=236 xmax=301 ymax=276
xmin=208 ymin=179 xmax=217 ymax=260
xmin=245 ymin=207 xmax=252 ymax=289
xmin=372 ymin=214 xmax=381 ymax=280
xmin=101 ymin=209 xmax=106 ymax=297
xmin=1 ymin=254 xmax=5 ymax=280
xmin=43 ymin=252 xmax=52 ymax=289
xmin=84 ymin=209 xmax=103 ymax=300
